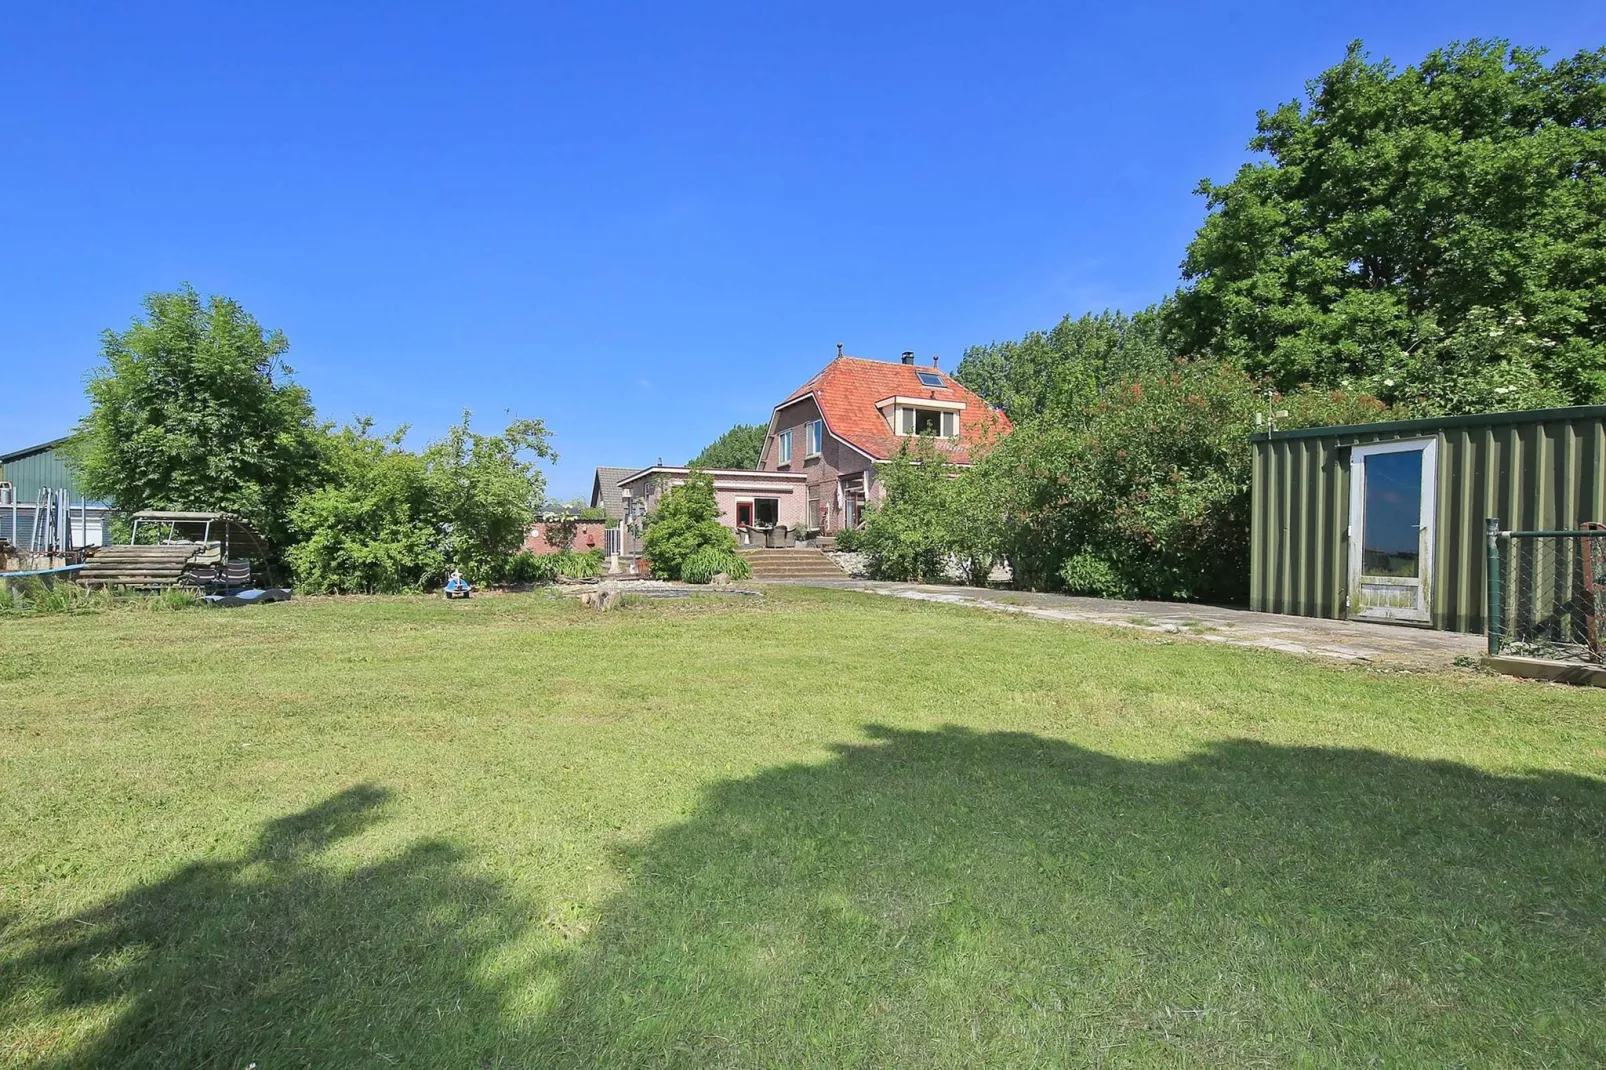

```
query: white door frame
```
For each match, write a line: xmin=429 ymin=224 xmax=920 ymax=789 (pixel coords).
xmin=1348 ymin=437 xmax=1437 ymax=624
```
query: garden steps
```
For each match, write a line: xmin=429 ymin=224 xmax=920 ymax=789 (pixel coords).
xmin=741 ymin=549 xmax=847 ymax=580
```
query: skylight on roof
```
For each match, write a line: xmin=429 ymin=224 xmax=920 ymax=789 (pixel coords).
xmin=915 ymin=371 xmax=944 ymax=388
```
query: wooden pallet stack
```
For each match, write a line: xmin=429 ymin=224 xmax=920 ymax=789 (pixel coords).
xmin=78 ymin=544 xmax=209 ymax=589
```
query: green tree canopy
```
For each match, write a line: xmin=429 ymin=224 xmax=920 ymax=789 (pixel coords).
xmin=955 ymin=307 xmax=1174 ymax=421
xmin=857 ymin=439 xmax=1003 ymax=586
xmin=286 ymin=421 xmax=445 ymax=594
xmin=689 ymin=423 xmax=767 ymax=470
xmin=424 ymin=413 xmax=555 ymax=582
xmin=71 ymin=286 xmax=324 ymax=546
xmin=1168 ymin=40 xmax=1606 ymax=414
xmin=986 ymin=364 xmax=1393 ymax=600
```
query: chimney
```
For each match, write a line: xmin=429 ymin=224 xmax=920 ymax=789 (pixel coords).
xmin=900 ymin=351 xmax=915 ymax=365
xmin=836 ymin=342 xmax=844 ymax=358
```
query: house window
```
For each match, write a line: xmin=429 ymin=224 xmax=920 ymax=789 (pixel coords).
xmin=806 ymin=419 xmax=823 ymax=457
xmin=807 ymin=487 xmax=821 ymax=528
xmin=916 ymin=371 xmax=944 ymax=388
xmin=895 ymin=407 xmax=958 ymax=438
xmin=778 ymin=429 xmax=792 ymax=465
xmin=754 ymin=498 xmax=779 ymax=527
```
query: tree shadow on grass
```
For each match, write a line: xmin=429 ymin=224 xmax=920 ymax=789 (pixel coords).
xmin=1 ymin=785 xmax=531 ymax=1069
xmin=536 ymin=726 xmax=1606 ymax=1067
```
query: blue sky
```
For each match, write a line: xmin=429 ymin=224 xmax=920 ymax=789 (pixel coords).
xmin=2 ymin=2 xmax=1600 ymax=499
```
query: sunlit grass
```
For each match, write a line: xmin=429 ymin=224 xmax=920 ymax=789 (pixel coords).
xmin=1 ymin=587 xmax=1602 ymax=1067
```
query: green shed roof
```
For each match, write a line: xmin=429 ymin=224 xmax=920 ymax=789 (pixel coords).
xmin=1253 ymin=405 xmax=1606 ymax=443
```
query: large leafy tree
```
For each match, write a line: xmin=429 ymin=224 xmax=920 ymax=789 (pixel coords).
xmin=955 ymin=307 xmax=1174 ymax=420
xmin=424 ymin=413 xmax=555 ymax=583
xmin=689 ymin=423 xmax=767 ymax=470
xmin=72 ymin=286 xmax=324 ymax=546
xmin=1169 ymin=40 xmax=1606 ymax=413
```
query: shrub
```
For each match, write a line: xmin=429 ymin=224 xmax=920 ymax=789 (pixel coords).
xmin=856 ymin=439 xmax=1002 ymax=584
xmin=286 ymin=425 xmax=446 ymax=595
xmin=641 ymin=473 xmax=737 ymax=580
xmin=680 ymin=547 xmax=752 ymax=584
xmin=991 ymin=361 xmax=1391 ymax=602
xmin=556 ymin=549 xmax=605 ymax=580
xmin=505 ymin=550 xmax=552 ymax=584
xmin=505 ymin=548 xmax=603 ymax=583
xmin=1057 ymin=554 xmax=1131 ymax=599
xmin=831 ymin=527 xmax=860 ymax=552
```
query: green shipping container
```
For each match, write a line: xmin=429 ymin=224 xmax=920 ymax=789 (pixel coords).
xmin=1251 ymin=406 xmax=1606 ymax=634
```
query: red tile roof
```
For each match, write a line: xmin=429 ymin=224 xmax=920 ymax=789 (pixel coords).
xmin=779 ymin=356 xmax=1012 ymax=463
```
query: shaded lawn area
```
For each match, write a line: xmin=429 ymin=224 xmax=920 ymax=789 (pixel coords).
xmin=1 ymin=586 xmax=1603 ymax=1067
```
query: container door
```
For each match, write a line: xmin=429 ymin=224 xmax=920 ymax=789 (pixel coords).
xmin=1348 ymin=438 xmax=1437 ymax=624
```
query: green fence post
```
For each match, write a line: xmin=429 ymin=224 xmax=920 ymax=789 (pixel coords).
xmin=1485 ymin=517 xmax=1501 ymax=657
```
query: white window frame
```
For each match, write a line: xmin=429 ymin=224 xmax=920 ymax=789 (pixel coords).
xmin=806 ymin=419 xmax=823 ymax=458
xmin=778 ymin=429 xmax=792 ymax=465
xmin=1346 ymin=437 xmax=1437 ymax=624
xmin=895 ymin=407 xmax=956 ymax=438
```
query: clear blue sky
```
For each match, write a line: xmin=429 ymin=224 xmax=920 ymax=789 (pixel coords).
xmin=3 ymin=2 xmax=1600 ymax=499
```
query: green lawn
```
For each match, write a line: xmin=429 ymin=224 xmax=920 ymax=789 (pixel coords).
xmin=1 ymin=587 xmax=1603 ymax=1067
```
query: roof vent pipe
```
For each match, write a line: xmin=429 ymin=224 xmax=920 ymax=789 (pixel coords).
xmin=932 ymin=355 xmax=939 ymax=368
xmin=900 ymin=351 xmax=915 ymax=365
xmin=836 ymin=342 xmax=844 ymax=358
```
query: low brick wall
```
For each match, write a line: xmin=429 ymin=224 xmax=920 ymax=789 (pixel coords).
xmin=524 ymin=521 xmax=607 ymax=555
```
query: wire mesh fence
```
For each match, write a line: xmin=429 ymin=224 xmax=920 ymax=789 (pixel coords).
xmin=1488 ymin=523 xmax=1606 ymax=663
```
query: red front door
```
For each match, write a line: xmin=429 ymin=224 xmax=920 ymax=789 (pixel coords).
xmin=736 ymin=501 xmax=753 ymax=527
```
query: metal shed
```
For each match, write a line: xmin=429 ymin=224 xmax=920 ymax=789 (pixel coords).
xmin=1251 ymin=406 xmax=1606 ymax=634
xmin=0 ymin=438 xmax=98 ymax=503
xmin=0 ymin=438 xmax=113 ymax=549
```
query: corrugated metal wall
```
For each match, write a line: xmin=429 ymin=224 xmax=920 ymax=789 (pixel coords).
xmin=1251 ymin=406 xmax=1606 ymax=633
xmin=0 ymin=440 xmax=84 ymax=503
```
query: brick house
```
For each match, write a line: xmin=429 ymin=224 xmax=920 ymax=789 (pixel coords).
xmin=757 ymin=350 xmax=1011 ymax=533
xmin=604 ymin=351 xmax=1011 ymax=560
xmin=616 ymin=466 xmax=808 ymax=555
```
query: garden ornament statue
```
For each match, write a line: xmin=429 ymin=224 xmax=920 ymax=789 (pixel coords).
xmin=443 ymin=570 xmax=472 ymax=599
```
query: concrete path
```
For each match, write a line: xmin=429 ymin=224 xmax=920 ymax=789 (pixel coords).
xmin=766 ymin=578 xmax=1484 ymax=669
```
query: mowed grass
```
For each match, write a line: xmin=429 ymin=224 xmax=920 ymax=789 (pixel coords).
xmin=1 ymin=586 xmax=1603 ymax=1068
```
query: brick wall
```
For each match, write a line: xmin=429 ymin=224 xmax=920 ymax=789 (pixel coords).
xmin=761 ymin=395 xmax=878 ymax=532
xmin=524 ymin=520 xmax=607 ymax=555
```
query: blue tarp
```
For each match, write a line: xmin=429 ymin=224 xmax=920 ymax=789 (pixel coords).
xmin=203 ymin=588 xmax=293 ymax=608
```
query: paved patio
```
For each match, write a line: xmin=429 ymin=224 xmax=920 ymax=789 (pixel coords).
xmin=770 ymin=578 xmax=1486 ymax=669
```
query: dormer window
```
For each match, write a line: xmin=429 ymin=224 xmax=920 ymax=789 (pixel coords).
xmin=899 ymin=409 xmax=957 ymax=437
xmin=877 ymin=395 xmax=964 ymax=438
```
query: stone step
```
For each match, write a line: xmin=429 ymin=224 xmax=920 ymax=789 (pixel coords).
xmin=740 ymin=547 xmax=845 ymax=579
xmin=746 ymin=563 xmax=846 ymax=572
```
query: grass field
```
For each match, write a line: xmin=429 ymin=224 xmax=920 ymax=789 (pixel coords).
xmin=1 ymin=586 xmax=1603 ymax=1067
